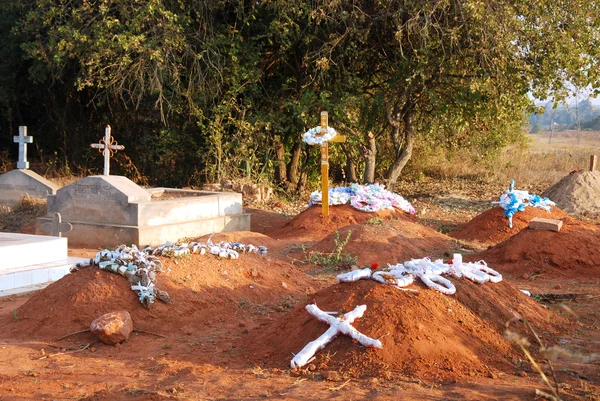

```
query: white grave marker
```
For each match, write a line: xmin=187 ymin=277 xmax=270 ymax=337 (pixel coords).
xmin=290 ymin=304 xmax=382 ymax=368
xmin=13 ymin=126 xmax=33 ymax=169
xmin=90 ymin=125 xmax=124 ymax=176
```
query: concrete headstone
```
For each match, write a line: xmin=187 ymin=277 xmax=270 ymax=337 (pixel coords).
xmin=0 ymin=169 xmax=58 ymax=205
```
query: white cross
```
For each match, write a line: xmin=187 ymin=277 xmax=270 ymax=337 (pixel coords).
xmin=290 ymin=304 xmax=382 ymax=368
xmin=90 ymin=125 xmax=124 ymax=176
xmin=13 ymin=126 xmax=33 ymax=169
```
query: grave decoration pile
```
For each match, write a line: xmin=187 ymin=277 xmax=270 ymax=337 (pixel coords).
xmin=73 ymin=235 xmax=268 ymax=306
xmin=73 ymin=245 xmax=169 ymax=307
xmin=493 ymin=180 xmax=555 ymax=228
xmin=336 ymin=254 xmax=502 ymax=295
xmin=309 ymin=183 xmax=416 ymax=214
xmin=146 ymin=233 xmax=267 ymax=259
xmin=290 ymin=304 xmax=382 ymax=369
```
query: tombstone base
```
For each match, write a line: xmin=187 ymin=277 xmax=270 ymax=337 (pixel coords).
xmin=0 ymin=233 xmax=86 ymax=295
xmin=36 ymin=213 xmax=251 ymax=248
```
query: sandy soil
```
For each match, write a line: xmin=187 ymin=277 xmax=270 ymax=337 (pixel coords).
xmin=1 ymin=205 xmax=599 ymax=400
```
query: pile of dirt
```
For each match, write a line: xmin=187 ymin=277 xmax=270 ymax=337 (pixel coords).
xmin=449 ymin=206 xmax=569 ymax=245
xmin=266 ymin=204 xmax=414 ymax=241
xmin=307 ymin=219 xmax=461 ymax=266
xmin=0 ymin=247 xmax=319 ymax=340
xmin=468 ymin=217 xmax=600 ymax=280
xmin=244 ymin=279 xmax=562 ymax=382
xmin=542 ymin=171 xmax=600 ymax=215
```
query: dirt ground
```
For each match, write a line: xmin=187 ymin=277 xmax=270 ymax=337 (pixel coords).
xmin=1 ymin=201 xmax=600 ymax=400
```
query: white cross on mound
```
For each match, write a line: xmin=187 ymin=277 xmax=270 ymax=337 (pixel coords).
xmin=90 ymin=125 xmax=124 ymax=176
xmin=13 ymin=126 xmax=33 ymax=169
xmin=290 ymin=304 xmax=382 ymax=369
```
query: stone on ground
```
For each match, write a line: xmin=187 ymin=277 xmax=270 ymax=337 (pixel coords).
xmin=90 ymin=311 xmax=134 ymax=345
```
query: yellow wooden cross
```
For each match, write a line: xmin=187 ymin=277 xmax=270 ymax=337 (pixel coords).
xmin=316 ymin=111 xmax=345 ymax=217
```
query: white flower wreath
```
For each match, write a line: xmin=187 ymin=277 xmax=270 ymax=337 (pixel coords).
xmin=303 ymin=126 xmax=337 ymax=145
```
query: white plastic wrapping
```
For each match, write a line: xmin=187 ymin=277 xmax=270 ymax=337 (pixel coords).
xmin=290 ymin=304 xmax=382 ymax=369
xmin=336 ymin=268 xmax=373 ymax=283
xmin=334 ymin=254 xmax=502 ymax=296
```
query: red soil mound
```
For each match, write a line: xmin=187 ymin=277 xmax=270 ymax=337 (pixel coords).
xmin=0 ymin=252 xmax=319 ymax=340
xmin=266 ymin=204 xmax=414 ymax=241
xmin=244 ymin=279 xmax=561 ymax=382
xmin=468 ymin=217 xmax=600 ymax=280
xmin=308 ymin=219 xmax=460 ymax=266
xmin=449 ymin=206 xmax=569 ymax=245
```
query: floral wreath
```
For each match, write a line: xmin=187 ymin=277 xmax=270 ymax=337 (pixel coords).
xmin=303 ymin=126 xmax=337 ymax=145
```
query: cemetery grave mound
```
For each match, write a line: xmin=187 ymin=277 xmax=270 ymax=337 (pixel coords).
xmin=450 ymin=206 xmax=569 ymax=245
xmin=468 ymin=217 xmax=600 ymax=280
xmin=306 ymin=219 xmax=460 ymax=266
xmin=267 ymin=204 xmax=416 ymax=241
xmin=542 ymin=171 xmax=600 ymax=215
xmin=243 ymin=279 xmax=562 ymax=381
xmin=0 ymin=245 xmax=319 ymax=340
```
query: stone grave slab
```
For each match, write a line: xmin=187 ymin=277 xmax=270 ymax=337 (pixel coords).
xmin=0 ymin=169 xmax=58 ymax=205
xmin=36 ymin=176 xmax=251 ymax=247
xmin=0 ymin=233 xmax=86 ymax=296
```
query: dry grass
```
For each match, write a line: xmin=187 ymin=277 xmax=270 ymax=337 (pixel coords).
xmin=406 ymin=131 xmax=600 ymax=196
xmin=0 ymin=195 xmax=47 ymax=233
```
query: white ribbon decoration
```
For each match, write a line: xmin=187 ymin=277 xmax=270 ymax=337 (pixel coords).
xmin=336 ymin=254 xmax=502 ymax=295
xmin=302 ymin=126 xmax=338 ymax=145
xmin=290 ymin=304 xmax=382 ymax=369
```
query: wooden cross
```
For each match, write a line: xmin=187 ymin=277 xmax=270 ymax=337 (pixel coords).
xmin=13 ymin=126 xmax=33 ymax=169
xmin=290 ymin=304 xmax=382 ymax=368
xmin=90 ymin=125 xmax=124 ymax=176
xmin=315 ymin=111 xmax=345 ymax=217
xmin=41 ymin=212 xmax=73 ymax=237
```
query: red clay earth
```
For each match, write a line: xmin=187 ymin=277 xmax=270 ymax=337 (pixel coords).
xmin=245 ymin=278 xmax=561 ymax=382
xmin=449 ymin=206 xmax=569 ymax=245
xmin=267 ymin=204 xmax=415 ymax=241
xmin=0 ymin=206 xmax=598 ymax=400
xmin=307 ymin=218 xmax=461 ymax=266
xmin=467 ymin=216 xmax=600 ymax=280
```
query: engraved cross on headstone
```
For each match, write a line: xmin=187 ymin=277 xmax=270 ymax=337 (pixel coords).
xmin=41 ymin=212 xmax=73 ymax=237
xmin=13 ymin=126 xmax=33 ymax=169
xmin=90 ymin=125 xmax=125 ymax=176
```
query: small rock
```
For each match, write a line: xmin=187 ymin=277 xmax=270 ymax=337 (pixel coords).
xmin=487 ymin=371 xmax=497 ymax=379
xmin=320 ymin=370 xmax=341 ymax=381
xmin=308 ymin=364 xmax=316 ymax=371
xmin=250 ymin=268 xmax=259 ymax=278
xmin=90 ymin=311 xmax=134 ymax=346
xmin=370 ymin=377 xmax=379 ymax=385
xmin=553 ymin=284 xmax=562 ymax=290
xmin=90 ymin=347 xmax=97 ymax=353
xmin=517 ymin=370 xmax=528 ymax=377
xmin=281 ymin=282 xmax=288 ymax=289
xmin=40 ymin=349 xmax=45 ymax=356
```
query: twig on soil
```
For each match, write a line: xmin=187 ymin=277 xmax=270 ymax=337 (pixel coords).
xmin=39 ymin=343 xmax=91 ymax=359
xmin=55 ymin=329 xmax=91 ymax=341
xmin=54 ymin=328 xmax=166 ymax=342
xmin=328 ymin=379 xmax=351 ymax=391
xmin=133 ymin=328 xmax=167 ymax=338
xmin=535 ymin=389 xmax=560 ymax=401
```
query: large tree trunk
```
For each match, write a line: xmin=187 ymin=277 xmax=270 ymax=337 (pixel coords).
xmin=287 ymin=142 xmax=301 ymax=187
xmin=341 ymin=143 xmax=358 ymax=183
xmin=363 ymin=132 xmax=377 ymax=184
xmin=385 ymin=102 xmax=414 ymax=191
xmin=274 ymin=136 xmax=287 ymax=185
